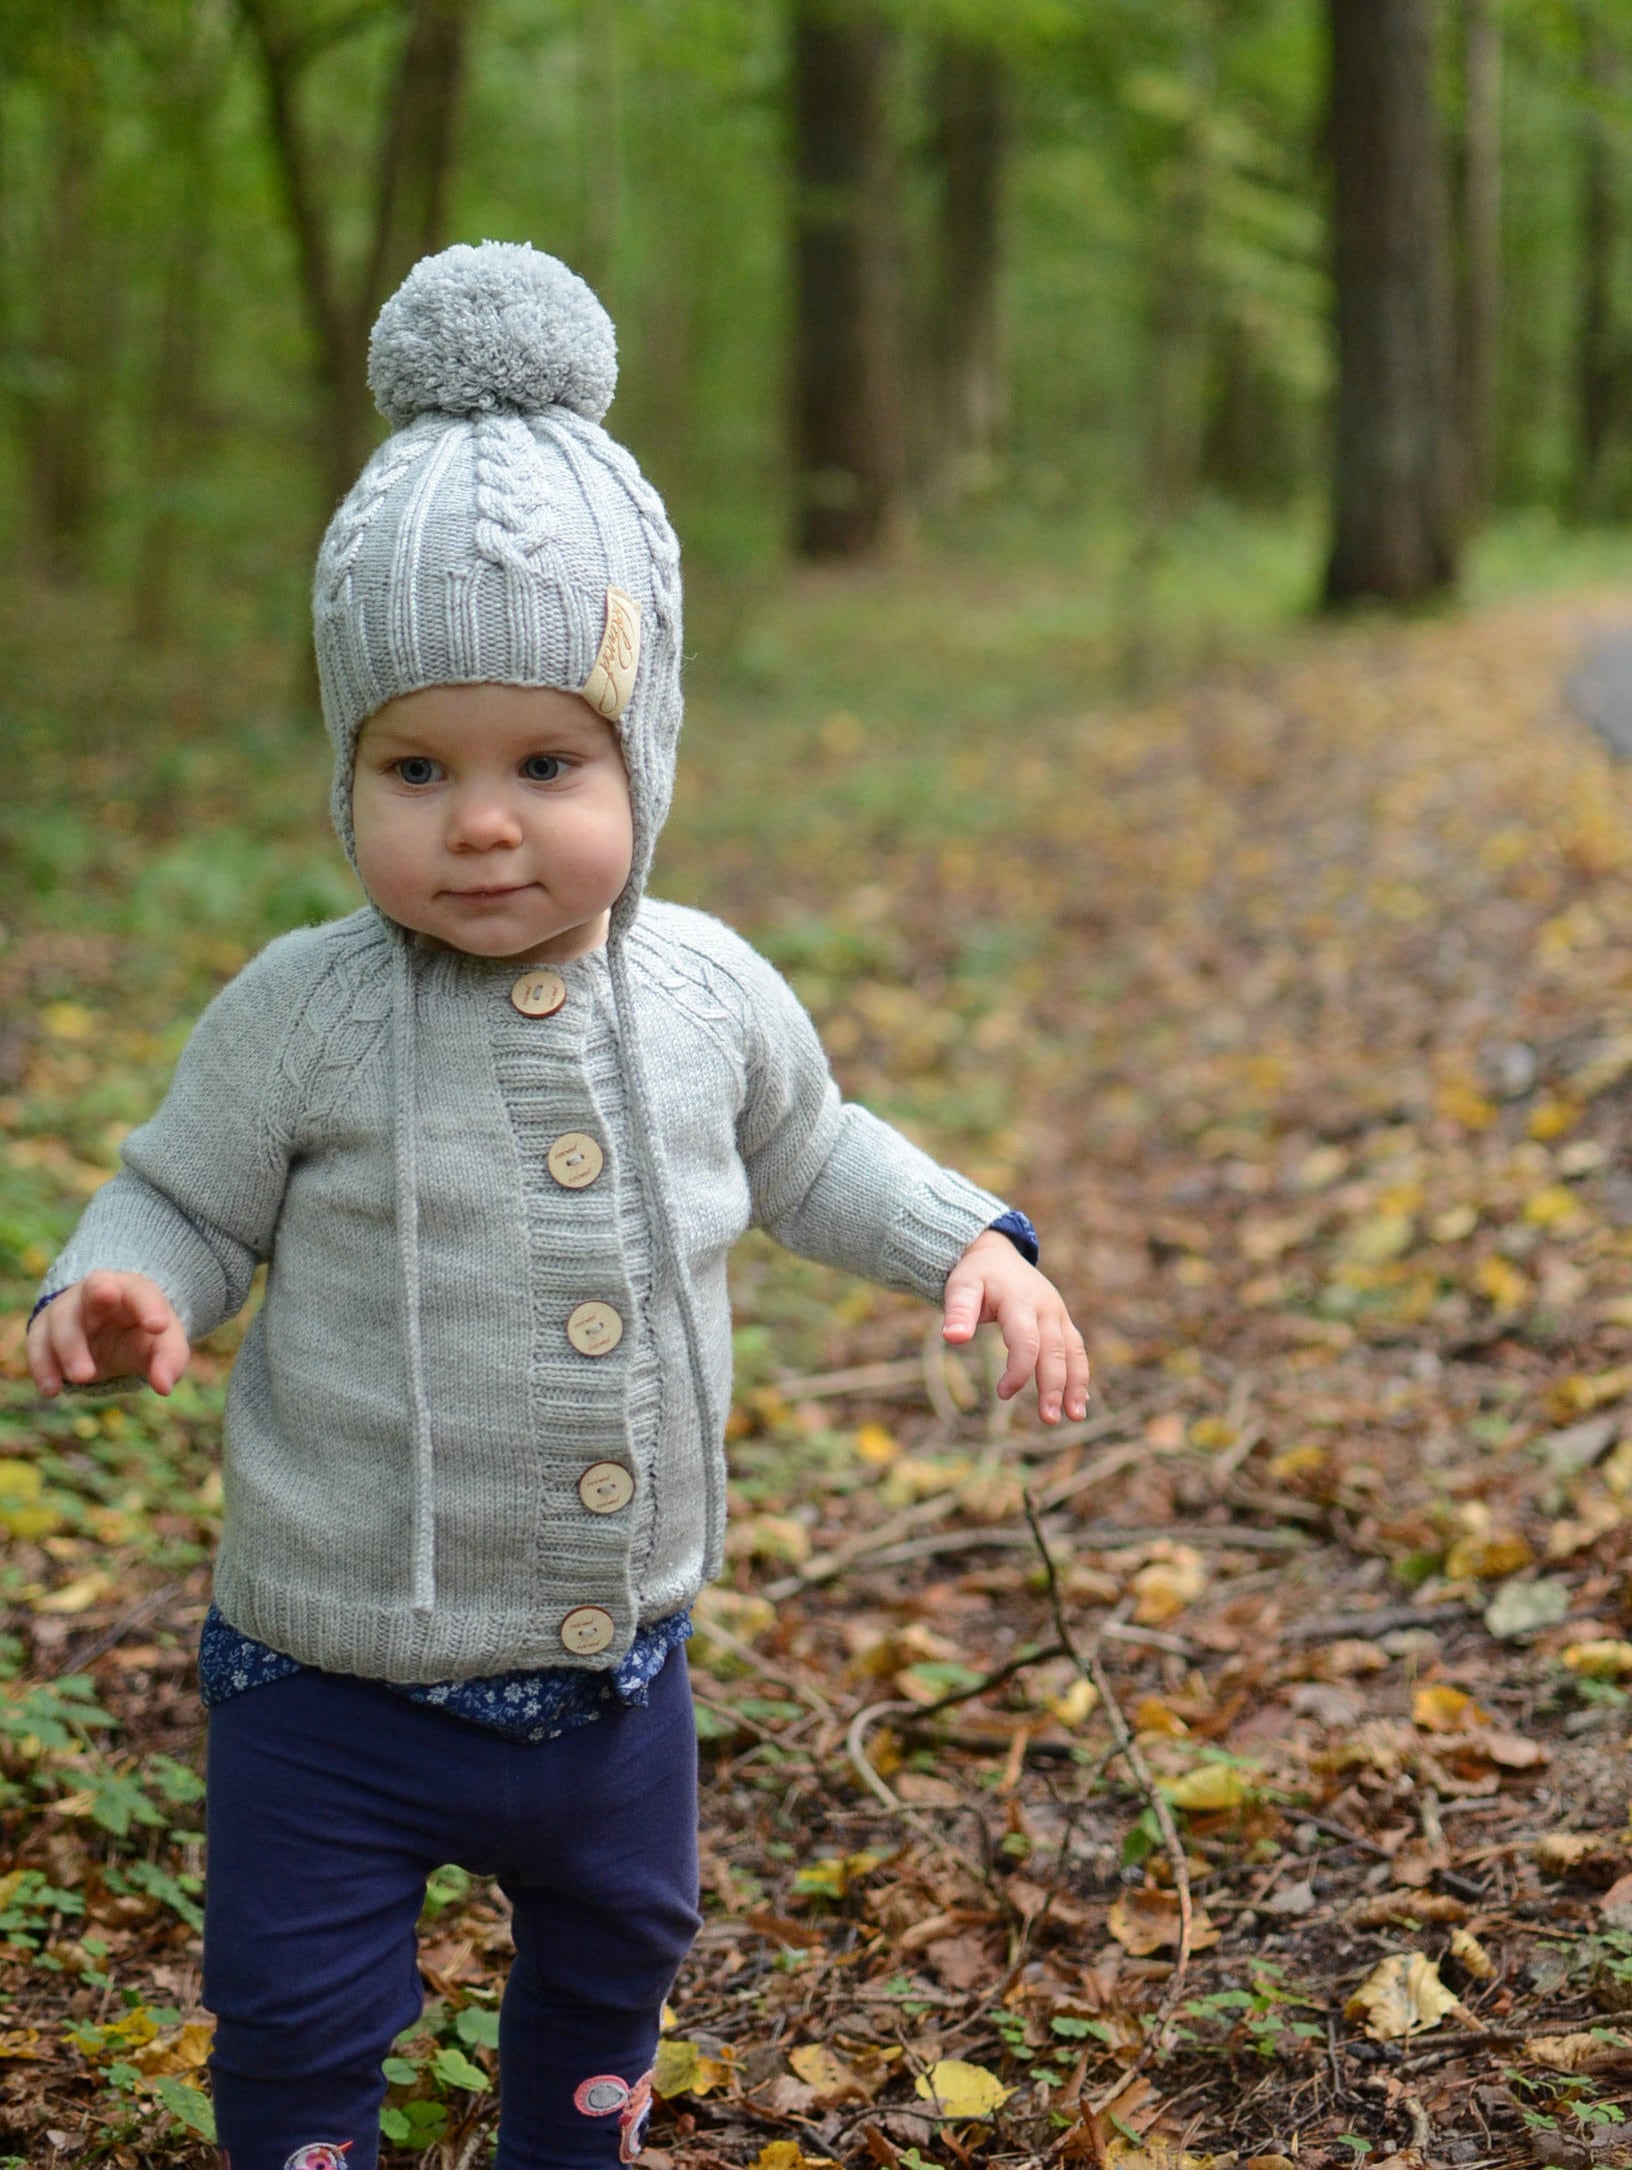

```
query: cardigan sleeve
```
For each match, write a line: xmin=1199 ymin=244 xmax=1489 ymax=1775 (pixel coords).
xmin=33 ymin=929 xmax=319 ymax=1344
xmin=729 ymin=938 xmax=1010 ymax=1302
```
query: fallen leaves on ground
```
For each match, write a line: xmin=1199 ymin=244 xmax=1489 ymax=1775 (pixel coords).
xmin=10 ymin=596 xmax=1632 ymax=2163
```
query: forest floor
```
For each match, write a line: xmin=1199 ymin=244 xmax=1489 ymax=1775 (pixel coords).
xmin=4 ymin=580 xmax=1632 ymax=2170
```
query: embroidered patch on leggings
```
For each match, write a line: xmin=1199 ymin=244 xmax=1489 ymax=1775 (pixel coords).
xmin=283 ymin=2146 xmax=353 ymax=2170
xmin=573 ymin=2069 xmax=654 ymax=2163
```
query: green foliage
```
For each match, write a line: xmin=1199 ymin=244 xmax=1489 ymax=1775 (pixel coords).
xmin=380 ymin=1996 xmax=499 ymax=2147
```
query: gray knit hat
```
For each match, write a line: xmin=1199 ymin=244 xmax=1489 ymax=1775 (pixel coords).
xmin=312 ymin=241 xmax=683 ymax=933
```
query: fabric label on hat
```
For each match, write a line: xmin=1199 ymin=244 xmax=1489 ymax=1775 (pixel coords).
xmin=582 ymin=586 xmax=641 ymax=721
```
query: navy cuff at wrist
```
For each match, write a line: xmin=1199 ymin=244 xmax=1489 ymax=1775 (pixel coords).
xmin=986 ymin=1209 xmax=1039 ymax=1267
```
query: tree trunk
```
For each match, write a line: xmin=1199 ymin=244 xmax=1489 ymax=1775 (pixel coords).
xmin=578 ymin=0 xmax=622 ymax=305
xmin=1324 ymin=0 xmax=1462 ymax=606
xmin=789 ymin=0 xmax=906 ymax=559
xmin=927 ymin=34 xmax=1007 ymax=503
xmin=24 ymin=36 xmax=105 ymax=582
xmin=1571 ymin=11 xmax=1621 ymax=521
xmin=238 ymin=0 xmax=479 ymax=519
xmin=1141 ymin=30 xmax=1215 ymax=526
xmin=131 ymin=1 xmax=232 ymax=645
xmin=1457 ymin=0 xmax=1502 ymax=522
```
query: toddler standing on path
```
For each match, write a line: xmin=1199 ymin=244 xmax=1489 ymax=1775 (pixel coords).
xmin=27 ymin=243 xmax=1089 ymax=2170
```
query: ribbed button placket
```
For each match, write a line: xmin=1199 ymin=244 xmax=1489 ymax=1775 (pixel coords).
xmin=489 ymin=951 xmax=638 ymax=1662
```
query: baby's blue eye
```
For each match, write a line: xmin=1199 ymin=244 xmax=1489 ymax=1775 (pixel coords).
xmin=396 ymin=757 xmax=437 ymax=786
xmin=522 ymin=754 xmax=566 ymax=782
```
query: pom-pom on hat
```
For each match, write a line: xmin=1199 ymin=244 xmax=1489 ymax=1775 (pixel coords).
xmin=367 ymin=241 xmax=618 ymax=428
xmin=313 ymin=239 xmax=683 ymax=931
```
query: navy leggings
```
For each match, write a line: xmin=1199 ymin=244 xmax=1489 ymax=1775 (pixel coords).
xmin=202 ymin=1652 xmax=700 ymax=2170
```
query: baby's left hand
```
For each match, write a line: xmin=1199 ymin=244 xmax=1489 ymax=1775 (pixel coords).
xmin=942 ymin=1230 xmax=1090 ymax=1425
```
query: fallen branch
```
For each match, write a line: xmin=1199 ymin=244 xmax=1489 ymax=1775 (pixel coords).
xmin=1021 ymin=1491 xmax=1195 ymax=2120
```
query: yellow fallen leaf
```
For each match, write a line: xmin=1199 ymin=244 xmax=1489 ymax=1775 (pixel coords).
xmin=879 ymin=1455 xmax=972 ymax=1507
xmin=1528 ymin=1098 xmax=1580 ymax=1141
xmin=912 ymin=2058 xmax=1012 ymax=2118
xmin=1550 ymin=1366 xmax=1632 ymax=1420
xmin=129 ymin=2020 xmax=214 ymax=2076
xmin=1523 ymin=1184 xmax=1580 ymax=1229
xmin=652 ymin=2036 xmax=733 ymax=2099
xmin=1473 ymin=1256 xmax=1529 ymax=1311
xmin=1437 ymin=1080 xmax=1497 ymax=1131
xmin=1131 ymin=1546 xmax=1208 ymax=1624
xmin=1442 ymin=1534 xmax=1532 ymax=1580
xmin=1106 ymin=2145 xmax=1215 ymax=2170
xmin=0 ymin=2029 xmax=40 ymax=2059
xmin=1044 ymin=1677 xmax=1098 ymax=1728
xmin=1161 ymin=1763 xmax=1253 ymax=1812
xmin=1564 ymin=1640 xmax=1632 ymax=1680
xmin=1268 ymin=1443 xmax=1326 ymax=1481
xmin=0 ymin=1500 xmax=64 ymax=1541
xmin=40 ymin=1001 xmax=94 ymax=1040
xmin=727 ymin=1514 xmax=810 ymax=1567
xmin=788 ymin=2043 xmax=871 ymax=2104
xmin=33 ymin=1571 xmax=114 ymax=1615
xmin=791 ymin=1851 xmax=882 ymax=1901
xmin=1134 ymin=1696 xmax=1189 ymax=1736
xmin=1449 ymin=1927 xmax=1497 ymax=1981
xmin=753 ymin=2145 xmax=839 ymax=2170
xmin=853 ymin=1423 xmax=900 ymax=1466
xmin=1412 ymin=1684 xmax=1490 ymax=1731
xmin=1344 ymin=1952 xmax=1458 ymax=2040
xmin=1344 ymin=1212 xmax=1415 ymax=1266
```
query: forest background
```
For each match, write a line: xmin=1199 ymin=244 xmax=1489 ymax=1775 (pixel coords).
xmin=8 ymin=1 xmax=1632 ymax=2166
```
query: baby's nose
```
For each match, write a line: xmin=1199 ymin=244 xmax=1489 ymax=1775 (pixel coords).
xmin=447 ymin=793 xmax=523 ymax=848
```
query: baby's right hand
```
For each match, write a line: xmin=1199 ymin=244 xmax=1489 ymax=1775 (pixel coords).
xmin=27 ymin=1272 xmax=191 ymax=1398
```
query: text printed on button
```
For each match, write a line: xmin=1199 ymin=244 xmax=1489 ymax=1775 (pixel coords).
xmin=548 ymin=1132 xmax=604 ymax=1189
xmin=578 ymin=1462 xmax=635 ymax=1514
xmin=511 ymin=969 xmax=567 ymax=1018
xmin=566 ymin=1301 xmax=623 ymax=1357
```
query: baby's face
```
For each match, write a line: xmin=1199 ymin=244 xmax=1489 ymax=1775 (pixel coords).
xmin=352 ymin=684 xmax=634 ymax=965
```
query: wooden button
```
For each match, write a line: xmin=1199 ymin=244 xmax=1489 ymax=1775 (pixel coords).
xmin=566 ymin=1301 xmax=623 ymax=1357
xmin=559 ymin=1605 xmax=615 ymax=1655
xmin=578 ymin=1461 xmax=634 ymax=1514
xmin=548 ymin=1132 xmax=604 ymax=1189
xmin=510 ymin=968 xmax=567 ymax=1018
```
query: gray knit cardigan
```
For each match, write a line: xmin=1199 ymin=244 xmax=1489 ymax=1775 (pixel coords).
xmin=38 ymin=902 xmax=1006 ymax=1682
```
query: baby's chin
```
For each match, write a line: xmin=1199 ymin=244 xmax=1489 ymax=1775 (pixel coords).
xmin=399 ymin=911 xmax=614 ymax=966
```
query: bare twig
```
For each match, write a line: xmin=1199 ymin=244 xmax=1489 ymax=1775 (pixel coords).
xmin=690 ymin=1613 xmax=834 ymax=1719
xmin=47 ymin=1581 xmax=184 ymax=1679
xmin=1020 ymin=1492 xmax=1195 ymax=2115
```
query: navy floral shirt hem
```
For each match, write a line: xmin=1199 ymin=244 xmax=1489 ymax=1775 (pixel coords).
xmin=198 ymin=1605 xmax=693 ymax=1745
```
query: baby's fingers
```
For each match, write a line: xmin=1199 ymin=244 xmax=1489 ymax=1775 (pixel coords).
xmin=45 ymin=1293 xmax=100 ymax=1389
xmin=941 ymin=1265 xmax=987 ymax=1346
xmin=146 ymin=1319 xmax=191 ymax=1397
xmin=994 ymin=1301 xmax=1040 ymax=1401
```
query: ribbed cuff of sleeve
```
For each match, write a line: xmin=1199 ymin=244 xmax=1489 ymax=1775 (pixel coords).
xmin=40 ymin=1199 xmax=230 ymax=1347
xmin=883 ymin=1169 xmax=1013 ymax=1302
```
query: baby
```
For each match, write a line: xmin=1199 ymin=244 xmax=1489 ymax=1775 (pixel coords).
xmin=28 ymin=244 xmax=1088 ymax=2170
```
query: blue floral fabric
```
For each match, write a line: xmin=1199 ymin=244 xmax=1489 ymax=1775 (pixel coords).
xmin=198 ymin=1606 xmax=693 ymax=1745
